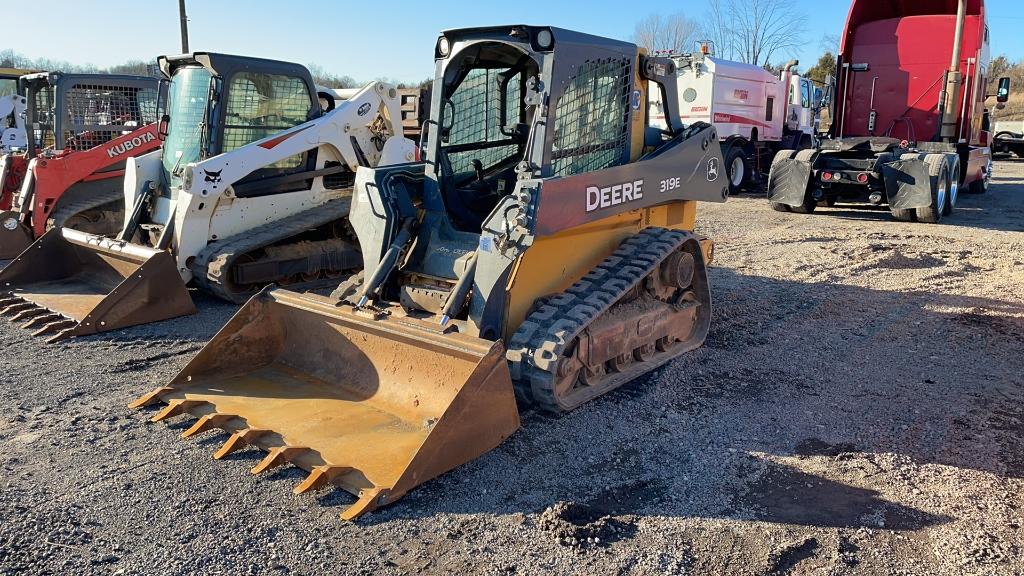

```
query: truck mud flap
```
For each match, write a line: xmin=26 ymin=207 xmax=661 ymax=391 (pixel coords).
xmin=0 ymin=228 xmax=196 ymax=342
xmin=0 ymin=210 xmax=33 ymax=260
xmin=882 ymin=159 xmax=932 ymax=210
xmin=131 ymin=288 xmax=521 ymax=520
xmin=766 ymin=157 xmax=812 ymax=207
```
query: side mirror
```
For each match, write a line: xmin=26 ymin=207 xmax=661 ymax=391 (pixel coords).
xmin=157 ymin=114 xmax=170 ymax=140
xmin=440 ymin=99 xmax=455 ymax=141
xmin=317 ymin=90 xmax=337 ymax=114
xmin=997 ymin=77 xmax=1011 ymax=103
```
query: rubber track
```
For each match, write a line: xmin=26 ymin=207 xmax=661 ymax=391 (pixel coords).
xmin=48 ymin=187 xmax=125 ymax=228
xmin=506 ymin=227 xmax=691 ymax=413
xmin=191 ymin=197 xmax=352 ymax=303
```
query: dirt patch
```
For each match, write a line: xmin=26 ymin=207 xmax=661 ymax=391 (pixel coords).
xmin=537 ymin=501 xmax=635 ymax=549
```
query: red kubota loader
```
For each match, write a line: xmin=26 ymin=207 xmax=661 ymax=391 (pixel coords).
xmin=0 ymin=72 xmax=160 ymax=259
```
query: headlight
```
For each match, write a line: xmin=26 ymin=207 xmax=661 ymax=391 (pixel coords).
xmin=437 ymin=36 xmax=451 ymax=57
xmin=536 ymin=29 xmax=554 ymax=50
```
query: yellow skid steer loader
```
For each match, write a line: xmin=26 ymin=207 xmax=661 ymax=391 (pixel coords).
xmin=133 ymin=26 xmax=728 ymax=520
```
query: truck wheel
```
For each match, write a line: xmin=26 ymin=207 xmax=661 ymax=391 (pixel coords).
xmin=770 ymin=202 xmax=791 ymax=212
xmin=915 ymin=154 xmax=951 ymax=224
xmin=994 ymin=132 xmax=1015 ymax=156
xmin=943 ymin=155 xmax=960 ymax=216
xmin=722 ymin=143 xmax=748 ymax=195
xmin=967 ymin=158 xmax=992 ymax=194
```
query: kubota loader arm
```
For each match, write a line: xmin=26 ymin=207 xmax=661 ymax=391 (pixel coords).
xmin=179 ymin=81 xmax=415 ymax=199
xmin=0 ymin=94 xmax=28 ymax=154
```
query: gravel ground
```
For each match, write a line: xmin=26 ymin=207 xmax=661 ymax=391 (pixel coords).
xmin=2 ymin=160 xmax=1023 ymax=576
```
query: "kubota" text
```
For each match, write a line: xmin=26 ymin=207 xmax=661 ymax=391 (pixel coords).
xmin=106 ymin=131 xmax=157 ymax=159
xmin=586 ymin=179 xmax=644 ymax=212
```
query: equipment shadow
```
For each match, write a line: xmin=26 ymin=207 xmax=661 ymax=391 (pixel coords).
xmin=344 ymin=269 xmax=1020 ymax=528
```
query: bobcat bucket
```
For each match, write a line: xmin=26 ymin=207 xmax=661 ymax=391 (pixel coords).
xmin=130 ymin=288 xmax=521 ymax=520
xmin=0 ymin=227 xmax=196 ymax=342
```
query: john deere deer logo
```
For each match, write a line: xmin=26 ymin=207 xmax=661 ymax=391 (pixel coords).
xmin=203 ymin=169 xmax=223 ymax=184
xmin=707 ymin=158 xmax=720 ymax=182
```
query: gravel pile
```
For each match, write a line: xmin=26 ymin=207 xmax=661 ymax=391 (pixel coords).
xmin=1 ymin=161 xmax=1023 ymax=575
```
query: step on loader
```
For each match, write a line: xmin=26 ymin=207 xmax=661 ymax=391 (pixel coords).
xmin=133 ymin=26 xmax=728 ymax=520
xmin=0 ymin=72 xmax=161 ymax=259
xmin=0 ymin=53 xmax=415 ymax=342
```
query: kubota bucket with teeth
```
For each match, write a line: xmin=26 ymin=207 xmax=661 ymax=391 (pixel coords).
xmin=131 ymin=288 xmax=520 ymax=520
xmin=0 ymin=227 xmax=195 ymax=342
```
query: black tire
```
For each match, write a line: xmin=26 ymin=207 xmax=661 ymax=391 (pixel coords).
xmin=943 ymin=155 xmax=960 ymax=217
xmin=967 ymin=159 xmax=992 ymax=194
xmin=994 ymin=132 xmax=1016 ymax=156
xmin=722 ymin=142 xmax=749 ymax=195
xmin=915 ymin=154 xmax=951 ymax=224
xmin=770 ymin=202 xmax=791 ymax=212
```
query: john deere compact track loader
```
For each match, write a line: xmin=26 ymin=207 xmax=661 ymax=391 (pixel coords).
xmin=133 ymin=26 xmax=728 ymax=520
xmin=0 ymin=53 xmax=414 ymax=341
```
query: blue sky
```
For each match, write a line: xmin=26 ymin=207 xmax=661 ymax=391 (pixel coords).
xmin=6 ymin=0 xmax=1024 ymax=82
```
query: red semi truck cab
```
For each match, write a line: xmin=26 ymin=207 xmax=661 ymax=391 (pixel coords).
xmin=767 ymin=0 xmax=1011 ymax=224
xmin=834 ymin=0 xmax=992 ymax=186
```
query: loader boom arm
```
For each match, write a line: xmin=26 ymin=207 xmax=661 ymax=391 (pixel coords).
xmin=181 ymin=81 xmax=412 ymax=199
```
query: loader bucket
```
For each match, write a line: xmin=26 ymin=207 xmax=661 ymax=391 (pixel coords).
xmin=131 ymin=288 xmax=521 ymax=520
xmin=0 ymin=227 xmax=196 ymax=342
xmin=0 ymin=210 xmax=33 ymax=260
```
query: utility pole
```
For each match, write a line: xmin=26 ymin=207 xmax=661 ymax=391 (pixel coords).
xmin=178 ymin=0 xmax=190 ymax=53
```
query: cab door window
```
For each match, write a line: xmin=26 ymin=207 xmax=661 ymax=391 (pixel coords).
xmin=223 ymin=73 xmax=313 ymax=169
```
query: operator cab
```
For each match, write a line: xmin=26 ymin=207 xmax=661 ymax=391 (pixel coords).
xmin=158 ymin=53 xmax=320 ymax=195
xmin=435 ymin=41 xmax=540 ymax=231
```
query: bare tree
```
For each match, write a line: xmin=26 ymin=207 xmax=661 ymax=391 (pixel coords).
xmin=632 ymin=12 xmax=700 ymax=53
xmin=306 ymin=63 xmax=357 ymax=89
xmin=702 ymin=0 xmax=807 ymax=66
xmin=701 ymin=1 xmax=738 ymax=60
xmin=819 ymin=33 xmax=841 ymax=53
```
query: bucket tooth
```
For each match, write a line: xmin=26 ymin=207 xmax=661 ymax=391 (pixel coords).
xmin=22 ymin=313 xmax=61 ymax=330
xmin=128 ymin=387 xmax=176 ymax=409
xmin=251 ymin=445 xmax=309 ymax=475
xmin=31 ymin=319 xmax=76 ymax=338
xmin=10 ymin=307 xmax=46 ymax=322
xmin=0 ymin=302 xmax=33 ymax=316
xmin=0 ymin=296 xmax=23 ymax=309
xmin=180 ymin=413 xmax=238 ymax=439
xmin=46 ymin=327 xmax=79 ymax=344
xmin=150 ymin=398 xmax=206 ymax=423
xmin=213 ymin=428 xmax=269 ymax=460
xmin=293 ymin=465 xmax=355 ymax=495
xmin=340 ymin=488 xmax=387 ymax=521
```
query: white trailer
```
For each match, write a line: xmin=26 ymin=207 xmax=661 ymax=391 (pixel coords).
xmin=650 ymin=48 xmax=820 ymax=193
